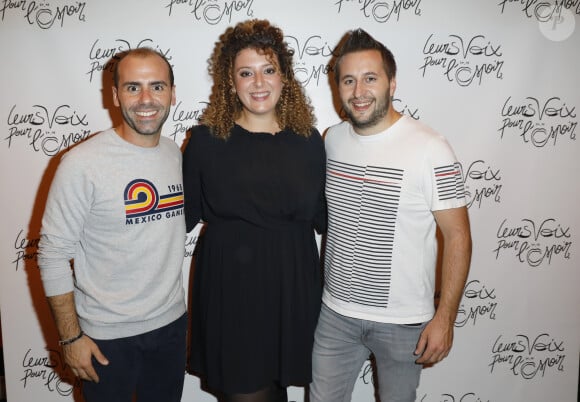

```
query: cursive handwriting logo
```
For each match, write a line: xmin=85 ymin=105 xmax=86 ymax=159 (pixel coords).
xmin=499 ymin=1 xmax=578 ymax=41
xmin=420 ymin=393 xmax=491 ymax=402
xmin=420 ymin=33 xmax=504 ymax=87
xmin=87 ymin=38 xmax=173 ymax=82
xmin=286 ymin=34 xmax=335 ymax=88
xmin=456 ymin=279 xmax=498 ymax=327
xmin=12 ymin=229 xmax=39 ymax=271
xmin=498 ymin=0 xmax=579 ymax=21
xmin=169 ymin=100 xmax=208 ymax=142
xmin=21 ymin=348 xmax=79 ymax=395
xmin=5 ymin=104 xmax=91 ymax=156
xmin=493 ymin=218 xmax=572 ymax=267
xmin=489 ymin=333 xmax=566 ymax=379
xmin=0 ymin=0 xmax=86 ymax=28
xmin=333 ymin=0 xmax=422 ymax=23
xmin=392 ymin=98 xmax=420 ymax=120
xmin=498 ymin=96 xmax=577 ymax=147
xmin=165 ymin=0 xmax=255 ymax=24
xmin=460 ymin=160 xmax=503 ymax=209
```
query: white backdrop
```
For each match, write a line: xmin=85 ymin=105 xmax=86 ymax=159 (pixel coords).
xmin=1 ymin=1 xmax=579 ymax=401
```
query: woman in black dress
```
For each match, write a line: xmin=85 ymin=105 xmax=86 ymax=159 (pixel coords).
xmin=183 ymin=19 xmax=326 ymax=402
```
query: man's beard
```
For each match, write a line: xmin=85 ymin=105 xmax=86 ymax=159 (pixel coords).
xmin=344 ymin=92 xmax=390 ymax=130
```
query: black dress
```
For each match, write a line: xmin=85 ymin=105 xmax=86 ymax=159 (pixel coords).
xmin=183 ymin=124 xmax=326 ymax=394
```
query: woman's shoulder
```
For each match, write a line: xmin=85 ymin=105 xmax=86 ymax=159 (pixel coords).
xmin=285 ymin=126 xmax=322 ymax=141
xmin=188 ymin=124 xmax=224 ymax=146
xmin=183 ymin=125 xmax=213 ymax=157
xmin=189 ymin=124 xmax=213 ymax=137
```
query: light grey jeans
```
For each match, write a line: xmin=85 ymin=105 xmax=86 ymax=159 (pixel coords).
xmin=310 ymin=303 xmax=425 ymax=402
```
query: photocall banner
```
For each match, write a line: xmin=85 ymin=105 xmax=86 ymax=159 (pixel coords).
xmin=1 ymin=1 xmax=578 ymax=401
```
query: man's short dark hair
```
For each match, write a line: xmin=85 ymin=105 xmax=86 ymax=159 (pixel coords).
xmin=334 ymin=28 xmax=397 ymax=84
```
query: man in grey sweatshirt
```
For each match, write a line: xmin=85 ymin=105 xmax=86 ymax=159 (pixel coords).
xmin=38 ymin=48 xmax=187 ymax=402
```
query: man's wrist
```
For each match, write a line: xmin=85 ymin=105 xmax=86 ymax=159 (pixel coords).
xmin=59 ymin=330 xmax=84 ymax=346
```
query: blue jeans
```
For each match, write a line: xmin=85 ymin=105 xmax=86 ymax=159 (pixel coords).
xmin=82 ymin=313 xmax=187 ymax=402
xmin=310 ymin=304 xmax=425 ymax=402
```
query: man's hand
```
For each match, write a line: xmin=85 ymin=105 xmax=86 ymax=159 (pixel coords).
xmin=62 ymin=334 xmax=109 ymax=382
xmin=413 ymin=315 xmax=453 ymax=365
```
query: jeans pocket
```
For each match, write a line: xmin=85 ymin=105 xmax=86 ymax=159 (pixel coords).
xmin=399 ymin=322 xmax=427 ymax=328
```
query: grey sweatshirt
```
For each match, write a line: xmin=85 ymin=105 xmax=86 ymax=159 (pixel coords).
xmin=38 ymin=129 xmax=186 ymax=339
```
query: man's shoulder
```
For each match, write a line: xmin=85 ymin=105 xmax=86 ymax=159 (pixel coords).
xmin=396 ymin=117 xmax=453 ymax=150
xmin=158 ymin=134 xmax=180 ymax=151
xmin=398 ymin=115 xmax=432 ymax=134
xmin=61 ymin=129 xmax=111 ymax=161
xmin=325 ymin=120 xmax=350 ymax=140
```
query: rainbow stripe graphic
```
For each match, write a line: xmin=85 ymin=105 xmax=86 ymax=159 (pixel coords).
xmin=124 ymin=179 xmax=184 ymax=218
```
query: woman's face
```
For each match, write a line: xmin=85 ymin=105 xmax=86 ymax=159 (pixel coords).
xmin=232 ymin=47 xmax=283 ymax=120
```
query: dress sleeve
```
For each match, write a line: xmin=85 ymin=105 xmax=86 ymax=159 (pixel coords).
xmin=182 ymin=127 xmax=204 ymax=232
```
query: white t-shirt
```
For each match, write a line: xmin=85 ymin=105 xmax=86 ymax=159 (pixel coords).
xmin=322 ymin=116 xmax=466 ymax=324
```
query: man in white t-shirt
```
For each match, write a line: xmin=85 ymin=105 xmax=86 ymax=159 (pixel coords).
xmin=310 ymin=29 xmax=472 ymax=402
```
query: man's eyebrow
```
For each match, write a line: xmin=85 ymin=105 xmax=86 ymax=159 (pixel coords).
xmin=121 ymin=80 xmax=169 ymax=86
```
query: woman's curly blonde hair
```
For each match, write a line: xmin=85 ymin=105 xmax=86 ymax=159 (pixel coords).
xmin=201 ymin=19 xmax=316 ymax=139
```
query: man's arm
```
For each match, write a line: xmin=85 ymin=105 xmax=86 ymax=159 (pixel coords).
xmin=414 ymin=206 xmax=472 ymax=365
xmin=47 ymin=292 xmax=109 ymax=382
xmin=37 ymin=151 xmax=110 ymax=382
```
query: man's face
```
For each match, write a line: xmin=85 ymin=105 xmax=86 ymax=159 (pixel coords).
xmin=338 ymin=49 xmax=395 ymax=135
xmin=112 ymin=54 xmax=175 ymax=140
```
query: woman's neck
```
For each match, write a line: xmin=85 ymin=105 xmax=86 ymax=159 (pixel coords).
xmin=236 ymin=112 xmax=281 ymax=135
